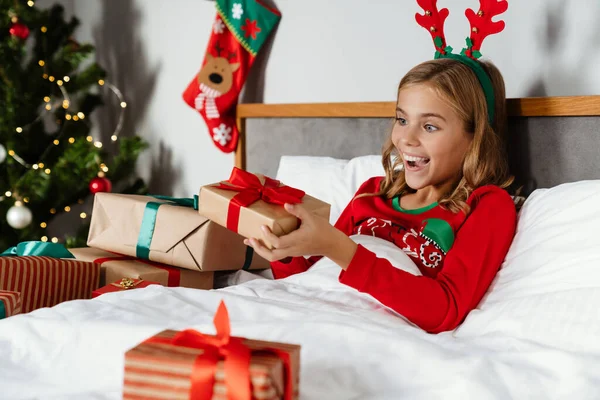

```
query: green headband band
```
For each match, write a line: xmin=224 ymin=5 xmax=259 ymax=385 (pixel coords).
xmin=436 ymin=53 xmax=495 ymax=124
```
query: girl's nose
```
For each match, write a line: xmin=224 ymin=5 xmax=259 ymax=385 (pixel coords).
xmin=400 ymin=126 xmax=420 ymax=147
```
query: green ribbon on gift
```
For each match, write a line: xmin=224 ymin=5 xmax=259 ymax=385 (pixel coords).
xmin=1 ymin=241 xmax=74 ymax=258
xmin=0 ymin=300 xmax=5 ymax=319
xmin=136 ymin=194 xmax=255 ymax=270
xmin=136 ymin=195 xmax=200 ymax=259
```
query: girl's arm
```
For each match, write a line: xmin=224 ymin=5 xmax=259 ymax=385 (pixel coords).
xmin=265 ymin=199 xmax=357 ymax=279
xmin=250 ymin=178 xmax=381 ymax=279
xmin=338 ymin=188 xmax=516 ymax=333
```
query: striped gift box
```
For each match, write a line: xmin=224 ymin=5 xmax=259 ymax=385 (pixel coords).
xmin=0 ymin=256 xmax=100 ymax=313
xmin=124 ymin=330 xmax=300 ymax=400
xmin=0 ymin=290 xmax=21 ymax=319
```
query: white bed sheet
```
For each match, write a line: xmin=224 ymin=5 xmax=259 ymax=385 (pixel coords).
xmin=0 ymin=235 xmax=599 ymax=400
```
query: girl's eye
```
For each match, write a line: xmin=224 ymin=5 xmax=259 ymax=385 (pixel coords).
xmin=424 ymin=124 xmax=438 ymax=132
xmin=396 ymin=117 xmax=407 ymax=126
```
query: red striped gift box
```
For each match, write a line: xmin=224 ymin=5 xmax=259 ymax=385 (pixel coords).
xmin=123 ymin=330 xmax=300 ymax=400
xmin=0 ymin=290 xmax=21 ymax=319
xmin=0 ymin=256 xmax=100 ymax=313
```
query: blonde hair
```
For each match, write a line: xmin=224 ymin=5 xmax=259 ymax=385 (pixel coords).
xmin=369 ymin=58 xmax=513 ymax=214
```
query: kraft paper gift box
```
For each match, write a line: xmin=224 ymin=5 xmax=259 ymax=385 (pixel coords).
xmin=0 ymin=256 xmax=100 ymax=313
xmin=198 ymin=168 xmax=330 ymax=250
xmin=87 ymin=193 xmax=270 ymax=272
xmin=0 ymin=290 xmax=22 ymax=319
xmin=69 ymin=247 xmax=214 ymax=290
xmin=92 ymin=277 xmax=159 ymax=298
xmin=123 ymin=301 xmax=300 ymax=400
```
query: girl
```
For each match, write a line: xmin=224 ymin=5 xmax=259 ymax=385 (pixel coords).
xmin=244 ymin=57 xmax=517 ymax=334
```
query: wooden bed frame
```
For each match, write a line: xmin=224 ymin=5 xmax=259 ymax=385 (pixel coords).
xmin=234 ymin=95 xmax=600 ymax=171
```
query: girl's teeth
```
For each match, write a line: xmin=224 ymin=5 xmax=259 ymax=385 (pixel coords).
xmin=404 ymin=154 xmax=429 ymax=162
xmin=404 ymin=153 xmax=430 ymax=169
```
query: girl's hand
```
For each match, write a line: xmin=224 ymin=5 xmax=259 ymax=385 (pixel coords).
xmin=243 ymin=203 xmax=358 ymax=269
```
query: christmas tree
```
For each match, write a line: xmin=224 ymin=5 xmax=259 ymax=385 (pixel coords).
xmin=0 ymin=1 xmax=147 ymax=250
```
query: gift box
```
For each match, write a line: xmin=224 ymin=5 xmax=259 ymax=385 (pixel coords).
xmin=70 ymin=247 xmax=214 ymax=290
xmin=0 ymin=290 xmax=22 ymax=319
xmin=198 ymin=168 xmax=330 ymax=249
xmin=87 ymin=193 xmax=270 ymax=272
xmin=123 ymin=301 xmax=300 ymax=400
xmin=0 ymin=256 xmax=100 ymax=313
xmin=92 ymin=277 xmax=159 ymax=298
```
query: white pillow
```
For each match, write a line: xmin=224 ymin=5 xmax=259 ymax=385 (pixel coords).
xmin=455 ymin=180 xmax=600 ymax=353
xmin=284 ymin=234 xmax=421 ymax=290
xmin=276 ymin=155 xmax=384 ymax=224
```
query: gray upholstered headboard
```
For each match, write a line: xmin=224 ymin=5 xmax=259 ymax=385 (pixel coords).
xmin=236 ymin=97 xmax=600 ymax=195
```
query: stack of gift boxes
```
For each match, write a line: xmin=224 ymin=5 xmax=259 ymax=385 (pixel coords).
xmin=1 ymin=167 xmax=330 ymax=399
xmin=1 ymin=167 xmax=330 ymax=313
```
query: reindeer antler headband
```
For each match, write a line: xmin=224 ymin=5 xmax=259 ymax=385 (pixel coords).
xmin=415 ymin=0 xmax=508 ymax=123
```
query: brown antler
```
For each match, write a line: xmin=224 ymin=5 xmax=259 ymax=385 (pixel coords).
xmin=415 ymin=0 xmax=450 ymax=55
xmin=213 ymin=41 xmax=224 ymax=57
xmin=464 ymin=0 xmax=508 ymax=58
xmin=227 ymin=50 xmax=237 ymax=61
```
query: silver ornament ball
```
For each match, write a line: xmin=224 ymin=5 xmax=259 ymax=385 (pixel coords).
xmin=0 ymin=143 xmax=6 ymax=164
xmin=7 ymin=202 xmax=33 ymax=229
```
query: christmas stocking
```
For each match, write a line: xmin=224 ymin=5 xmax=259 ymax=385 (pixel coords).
xmin=183 ymin=0 xmax=281 ymax=153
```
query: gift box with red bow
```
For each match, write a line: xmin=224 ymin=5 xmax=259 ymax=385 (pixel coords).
xmin=198 ymin=168 xmax=330 ymax=249
xmin=123 ymin=301 xmax=300 ymax=400
xmin=70 ymin=248 xmax=214 ymax=290
xmin=0 ymin=290 xmax=22 ymax=319
xmin=92 ymin=278 xmax=159 ymax=298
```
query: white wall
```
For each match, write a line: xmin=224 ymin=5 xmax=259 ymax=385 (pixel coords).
xmin=38 ymin=0 xmax=600 ymax=197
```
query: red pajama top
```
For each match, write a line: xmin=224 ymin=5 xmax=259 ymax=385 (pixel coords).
xmin=270 ymin=177 xmax=517 ymax=333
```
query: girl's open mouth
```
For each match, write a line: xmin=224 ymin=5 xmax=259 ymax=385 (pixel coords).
xmin=404 ymin=154 xmax=430 ymax=171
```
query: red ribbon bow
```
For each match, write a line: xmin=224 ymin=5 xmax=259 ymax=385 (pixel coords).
xmin=216 ymin=167 xmax=305 ymax=233
xmin=147 ymin=301 xmax=251 ymax=399
xmin=146 ymin=300 xmax=294 ymax=400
